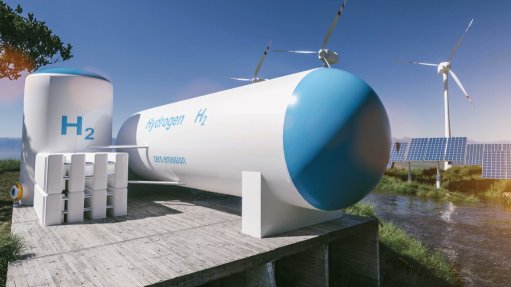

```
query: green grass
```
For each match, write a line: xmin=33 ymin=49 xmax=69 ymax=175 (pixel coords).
xmin=482 ymin=180 xmax=510 ymax=198
xmin=0 ymin=224 xmax=23 ymax=286
xmin=343 ymin=202 xmax=377 ymax=218
xmin=379 ymin=222 xmax=456 ymax=284
xmin=448 ymin=192 xmax=479 ymax=203
xmin=345 ymin=203 xmax=460 ymax=286
xmin=377 ymin=165 xmax=511 ymax=203
xmin=0 ymin=159 xmax=19 ymax=173
xmin=375 ymin=174 xmax=478 ymax=203
xmin=0 ymin=160 xmax=23 ymax=286
xmin=375 ymin=176 xmax=418 ymax=194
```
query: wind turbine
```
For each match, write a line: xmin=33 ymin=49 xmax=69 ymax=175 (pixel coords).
xmin=409 ymin=19 xmax=474 ymax=139
xmin=231 ymin=41 xmax=271 ymax=83
xmin=274 ymin=0 xmax=348 ymax=68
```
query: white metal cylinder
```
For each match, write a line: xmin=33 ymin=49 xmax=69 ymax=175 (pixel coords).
xmin=118 ymin=68 xmax=391 ymax=211
xmin=19 ymin=68 xmax=113 ymax=205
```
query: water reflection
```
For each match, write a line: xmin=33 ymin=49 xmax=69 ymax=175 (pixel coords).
xmin=440 ymin=202 xmax=455 ymax=223
xmin=364 ymin=193 xmax=511 ymax=287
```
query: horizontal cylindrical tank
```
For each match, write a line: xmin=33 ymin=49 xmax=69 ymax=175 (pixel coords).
xmin=18 ymin=68 xmax=113 ymax=205
xmin=117 ymin=68 xmax=391 ymax=210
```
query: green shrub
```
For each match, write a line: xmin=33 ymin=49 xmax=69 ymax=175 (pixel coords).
xmin=483 ymin=181 xmax=510 ymax=198
xmin=441 ymin=166 xmax=501 ymax=194
xmin=375 ymin=176 xmax=418 ymax=194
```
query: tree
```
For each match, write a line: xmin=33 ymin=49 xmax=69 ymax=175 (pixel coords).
xmin=0 ymin=1 xmax=72 ymax=80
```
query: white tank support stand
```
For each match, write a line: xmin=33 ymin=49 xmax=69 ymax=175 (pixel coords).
xmin=85 ymin=153 xmax=108 ymax=219
xmin=107 ymin=153 xmax=129 ymax=217
xmin=33 ymin=152 xmax=128 ymax=226
xmin=66 ymin=153 xmax=86 ymax=223
xmin=241 ymin=171 xmax=342 ymax=238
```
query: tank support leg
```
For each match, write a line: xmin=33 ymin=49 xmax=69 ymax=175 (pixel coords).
xmin=241 ymin=171 xmax=342 ymax=238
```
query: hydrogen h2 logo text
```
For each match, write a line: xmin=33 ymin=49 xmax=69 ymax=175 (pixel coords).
xmin=194 ymin=108 xmax=207 ymax=126
xmin=61 ymin=115 xmax=95 ymax=140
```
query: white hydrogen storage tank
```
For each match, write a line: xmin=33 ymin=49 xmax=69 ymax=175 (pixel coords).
xmin=13 ymin=68 xmax=113 ymax=205
xmin=117 ymin=68 xmax=391 ymax=211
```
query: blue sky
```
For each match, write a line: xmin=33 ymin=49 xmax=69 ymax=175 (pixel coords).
xmin=1 ymin=0 xmax=511 ymax=141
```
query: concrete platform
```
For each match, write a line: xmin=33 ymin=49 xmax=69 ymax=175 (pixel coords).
xmin=7 ymin=187 xmax=379 ymax=287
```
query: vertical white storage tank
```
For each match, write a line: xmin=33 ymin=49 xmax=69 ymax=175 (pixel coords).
xmin=14 ymin=68 xmax=113 ymax=205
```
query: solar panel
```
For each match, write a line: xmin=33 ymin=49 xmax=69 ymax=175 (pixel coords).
xmin=485 ymin=144 xmax=503 ymax=152
xmin=424 ymin=137 xmax=447 ymax=161
xmin=465 ymin=144 xmax=484 ymax=165
xmin=406 ymin=138 xmax=428 ymax=161
xmin=387 ymin=142 xmax=409 ymax=168
xmin=394 ymin=142 xmax=408 ymax=162
xmin=482 ymin=149 xmax=506 ymax=179
xmin=506 ymin=151 xmax=511 ymax=179
xmin=445 ymin=137 xmax=467 ymax=162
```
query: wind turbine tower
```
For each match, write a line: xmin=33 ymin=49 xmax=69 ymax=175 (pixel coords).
xmin=409 ymin=19 xmax=474 ymax=170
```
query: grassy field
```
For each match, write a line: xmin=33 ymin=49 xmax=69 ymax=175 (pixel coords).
xmin=0 ymin=160 xmax=23 ymax=286
xmin=345 ymin=203 xmax=461 ymax=287
xmin=378 ymin=166 xmax=511 ymax=203
xmin=0 ymin=160 xmax=18 ymax=173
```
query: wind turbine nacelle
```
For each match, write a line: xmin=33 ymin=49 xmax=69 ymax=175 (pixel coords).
xmin=437 ymin=62 xmax=451 ymax=74
xmin=252 ymin=78 xmax=267 ymax=83
xmin=117 ymin=68 xmax=391 ymax=211
xmin=318 ymin=49 xmax=339 ymax=65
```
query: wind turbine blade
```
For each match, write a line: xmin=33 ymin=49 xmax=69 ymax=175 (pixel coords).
xmin=449 ymin=18 xmax=474 ymax=62
xmin=273 ymin=49 xmax=316 ymax=54
xmin=322 ymin=0 xmax=348 ymax=49
xmin=253 ymin=41 xmax=271 ymax=79
xmin=449 ymin=69 xmax=473 ymax=103
xmin=323 ymin=57 xmax=331 ymax=68
xmin=230 ymin=77 xmax=252 ymax=82
xmin=408 ymin=61 xmax=438 ymax=66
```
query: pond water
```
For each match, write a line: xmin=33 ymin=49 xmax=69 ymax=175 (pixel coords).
xmin=364 ymin=193 xmax=511 ymax=287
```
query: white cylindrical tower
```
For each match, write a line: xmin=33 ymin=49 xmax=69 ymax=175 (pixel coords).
xmin=118 ymin=68 xmax=391 ymax=211
xmin=14 ymin=68 xmax=113 ymax=205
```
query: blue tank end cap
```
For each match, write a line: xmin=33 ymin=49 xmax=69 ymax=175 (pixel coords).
xmin=34 ymin=67 xmax=110 ymax=82
xmin=283 ymin=68 xmax=391 ymax=211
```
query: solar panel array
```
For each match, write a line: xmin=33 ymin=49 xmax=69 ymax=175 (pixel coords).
xmin=445 ymin=137 xmax=467 ymax=162
xmin=482 ymin=149 xmax=508 ymax=179
xmin=465 ymin=144 xmax=484 ymax=165
xmin=403 ymin=137 xmax=467 ymax=162
xmin=387 ymin=142 xmax=409 ymax=168
xmin=481 ymin=144 xmax=511 ymax=179
xmin=384 ymin=136 xmax=511 ymax=179
xmin=406 ymin=138 xmax=429 ymax=161
xmin=424 ymin=137 xmax=447 ymax=161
